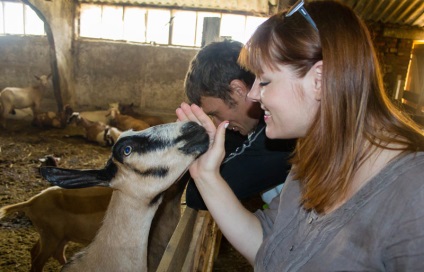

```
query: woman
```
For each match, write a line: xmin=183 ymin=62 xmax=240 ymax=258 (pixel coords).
xmin=176 ymin=1 xmax=424 ymax=270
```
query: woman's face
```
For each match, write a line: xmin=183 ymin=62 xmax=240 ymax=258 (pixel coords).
xmin=247 ymin=64 xmax=321 ymax=139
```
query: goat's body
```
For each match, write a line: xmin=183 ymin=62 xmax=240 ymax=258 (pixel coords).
xmin=0 ymin=186 xmax=111 ymax=272
xmin=32 ymin=105 xmax=74 ymax=129
xmin=119 ymin=103 xmax=165 ymax=126
xmin=0 ymin=180 xmax=186 ymax=272
xmin=69 ymin=113 xmax=111 ymax=146
xmin=79 ymin=103 xmax=119 ymax=124
xmin=1 ymin=86 xmax=42 ymax=110
xmin=79 ymin=110 xmax=109 ymax=124
xmin=108 ymin=108 xmax=150 ymax=131
xmin=63 ymin=191 xmax=158 ymax=271
xmin=40 ymin=121 xmax=209 ymax=272
xmin=0 ymin=74 xmax=51 ymax=128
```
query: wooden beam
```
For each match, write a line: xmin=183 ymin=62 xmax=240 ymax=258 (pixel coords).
xmin=383 ymin=27 xmax=424 ymax=40
xmin=156 ymin=207 xmax=198 ymax=272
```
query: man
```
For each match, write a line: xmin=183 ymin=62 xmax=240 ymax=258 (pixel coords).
xmin=183 ymin=40 xmax=295 ymax=210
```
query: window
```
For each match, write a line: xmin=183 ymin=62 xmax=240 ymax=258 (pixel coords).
xmin=195 ymin=12 xmax=220 ymax=47
xmin=24 ymin=5 xmax=44 ymax=35
xmin=0 ymin=1 xmax=44 ymax=35
xmin=123 ymin=7 xmax=146 ymax=43
xmin=0 ymin=0 xmax=266 ymax=47
xmin=4 ymin=1 xmax=24 ymax=34
xmin=171 ymin=10 xmax=196 ymax=46
xmin=101 ymin=5 xmax=124 ymax=40
xmin=78 ymin=4 xmax=266 ymax=47
xmin=146 ymin=8 xmax=170 ymax=44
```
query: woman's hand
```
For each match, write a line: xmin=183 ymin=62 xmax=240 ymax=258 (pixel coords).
xmin=176 ymin=102 xmax=228 ymax=181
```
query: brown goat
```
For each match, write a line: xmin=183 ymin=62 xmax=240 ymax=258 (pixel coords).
xmin=106 ymin=107 xmax=150 ymax=131
xmin=67 ymin=112 xmax=112 ymax=146
xmin=119 ymin=103 xmax=165 ymax=126
xmin=32 ymin=105 xmax=74 ymax=129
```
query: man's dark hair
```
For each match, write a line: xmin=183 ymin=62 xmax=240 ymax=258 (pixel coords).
xmin=184 ymin=40 xmax=255 ymax=107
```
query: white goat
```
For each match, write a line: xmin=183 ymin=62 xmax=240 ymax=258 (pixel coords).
xmin=79 ymin=102 xmax=119 ymax=124
xmin=68 ymin=112 xmax=112 ymax=146
xmin=105 ymin=126 xmax=122 ymax=145
xmin=39 ymin=121 xmax=209 ymax=271
xmin=0 ymin=74 xmax=51 ymax=128
xmin=107 ymin=107 xmax=150 ymax=131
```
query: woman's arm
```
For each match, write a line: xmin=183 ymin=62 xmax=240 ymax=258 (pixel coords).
xmin=176 ymin=102 xmax=263 ymax=264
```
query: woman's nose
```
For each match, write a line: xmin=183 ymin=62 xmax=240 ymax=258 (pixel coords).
xmin=247 ymin=78 xmax=261 ymax=102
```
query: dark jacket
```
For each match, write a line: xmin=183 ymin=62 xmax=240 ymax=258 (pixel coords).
xmin=186 ymin=119 xmax=296 ymax=210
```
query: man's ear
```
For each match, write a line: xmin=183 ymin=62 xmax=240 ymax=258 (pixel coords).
xmin=312 ymin=60 xmax=323 ymax=100
xmin=229 ymin=79 xmax=249 ymax=98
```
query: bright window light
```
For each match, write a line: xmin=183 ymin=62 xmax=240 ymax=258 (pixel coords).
xmin=4 ymin=2 xmax=24 ymax=34
xmin=80 ymin=4 xmax=102 ymax=38
xmin=101 ymin=5 xmax=123 ymax=40
xmin=146 ymin=9 xmax=170 ymax=44
xmin=172 ymin=10 xmax=196 ymax=46
xmin=24 ymin=5 xmax=44 ymax=35
xmin=220 ymin=14 xmax=245 ymax=43
xmin=124 ymin=7 xmax=146 ymax=42
xmin=244 ymin=16 xmax=267 ymax=43
xmin=0 ymin=3 xmax=4 ymax=33
xmin=195 ymin=12 xmax=220 ymax=47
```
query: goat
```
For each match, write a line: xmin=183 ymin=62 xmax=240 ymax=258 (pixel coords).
xmin=0 ymin=186 xmax=112 ymax=272
xmin=67 ymin=112 xmax=112 ymax=146
xmin=107 ymin=107 xmax=150 ymax=131
xmin=39 ymin=121 xmax=209 ymax=271
xmin=79 ymin=102 xmax=119 ymax=124
xmin=105 ymin=126 xmax=122 ymax=145
xmin=119 ymin=103 xmax=165 ymax=126
xmin=0 ymin=153 xmax=190 ymax=272
xmin=0 ymin=74 xmax=51 ymax=128
xmin=32 ymin=105 xmax=74 ymax=129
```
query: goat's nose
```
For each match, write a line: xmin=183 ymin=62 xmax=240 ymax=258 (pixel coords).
xmin=178 ymin=122 xmax=209 ymax=155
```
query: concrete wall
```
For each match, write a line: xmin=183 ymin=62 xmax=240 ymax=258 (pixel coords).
xmin=0 ymin=36 xmax=199 ymax=122
xmin=0 ymin=28 xmax=416 ymax=121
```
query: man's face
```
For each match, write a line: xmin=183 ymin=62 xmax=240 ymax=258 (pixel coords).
xmin=200 ymin=90 xmax=262 ymax=136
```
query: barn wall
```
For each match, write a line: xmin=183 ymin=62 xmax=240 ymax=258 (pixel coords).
xmin=0 ymin=28 xmax=415 ymax=121
xmin=0 ymin=36 xmax=198 ymax=122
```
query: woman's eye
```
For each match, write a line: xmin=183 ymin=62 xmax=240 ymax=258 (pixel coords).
xmin=259 ymin=81 xmax=270 ymax=87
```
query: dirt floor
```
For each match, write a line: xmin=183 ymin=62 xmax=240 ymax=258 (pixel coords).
xmin=0 ymin=119 xmax=252 ymax=272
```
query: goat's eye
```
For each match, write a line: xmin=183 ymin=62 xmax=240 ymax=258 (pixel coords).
xmin=123 ymin=146 xmax=132 ymax=156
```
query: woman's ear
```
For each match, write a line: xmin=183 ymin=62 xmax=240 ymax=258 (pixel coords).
xmin=312 ymin=60 xmax=323 ymax=101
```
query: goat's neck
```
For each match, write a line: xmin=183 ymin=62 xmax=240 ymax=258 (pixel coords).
xmin=76 ymin=190 xmax=160 ymax=271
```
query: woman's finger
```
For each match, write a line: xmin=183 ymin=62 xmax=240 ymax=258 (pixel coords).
xmin=180 ymin=102 xmax=201 ymax=124
xmin=175 ymin=106 xmax=188 ymax=122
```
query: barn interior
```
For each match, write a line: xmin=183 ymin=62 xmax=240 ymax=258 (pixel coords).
xmin=0 ymin=0 xmax=423 ymax=271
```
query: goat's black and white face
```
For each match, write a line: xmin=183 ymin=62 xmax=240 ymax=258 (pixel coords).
xmin=40 ymin=121 xmax=209 ymax=202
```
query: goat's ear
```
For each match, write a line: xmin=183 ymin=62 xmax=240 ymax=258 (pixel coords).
xmin=40 ymin=160 xmax=117 ymax=189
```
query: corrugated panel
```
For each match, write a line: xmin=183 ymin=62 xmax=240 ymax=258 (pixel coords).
xmin=349 ymin=0 xmax=424 ymax=28
xmin=78 ymin=0 xmax=269 ymax=14
xmin=313 ymin=0 xmax=424 ymax=28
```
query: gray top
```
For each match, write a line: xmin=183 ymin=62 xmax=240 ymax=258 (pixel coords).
xmin=254 ymin=152 xmax=424 ymax=271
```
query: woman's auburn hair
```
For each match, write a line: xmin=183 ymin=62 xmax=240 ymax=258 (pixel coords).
xmin=239 ymin=1 xmax=424 ymax=213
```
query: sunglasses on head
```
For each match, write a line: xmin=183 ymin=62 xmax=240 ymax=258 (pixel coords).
xmin=286 ymin=0 xmax=318 ymax=31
